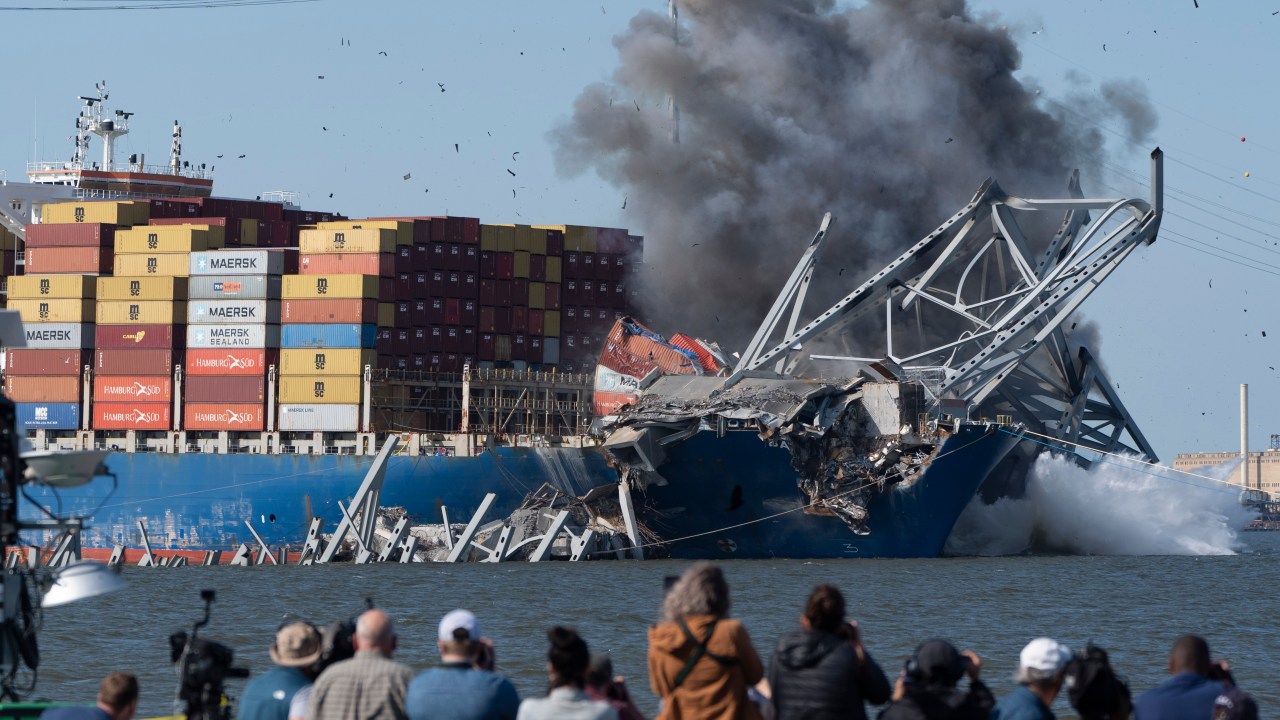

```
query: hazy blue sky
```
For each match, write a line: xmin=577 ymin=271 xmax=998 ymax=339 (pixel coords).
xmin=0 ymin=0 xmax=1275 ymax=463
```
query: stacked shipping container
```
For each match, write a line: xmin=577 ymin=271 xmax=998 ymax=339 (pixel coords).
xmin=5 ymin=275 xmax=94 ymax=429
xmin=478 ymin=224 xmax=561 ymax=369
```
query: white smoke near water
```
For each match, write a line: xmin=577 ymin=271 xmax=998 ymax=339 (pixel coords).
xmin=945 ymin=453 xmax=1253 ymax=556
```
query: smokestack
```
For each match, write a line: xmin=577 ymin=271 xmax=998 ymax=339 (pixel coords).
xmin=1242 ymin=383 xmax=1250 ymax=491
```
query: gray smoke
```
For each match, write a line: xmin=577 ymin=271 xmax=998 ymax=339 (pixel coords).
xmin=552 ymin=0 xmax=1157 ymax=348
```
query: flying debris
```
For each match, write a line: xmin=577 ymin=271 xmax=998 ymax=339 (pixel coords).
xmin=691 ymin=243 xmax=700 ymax=247
xmin=454 ymin=143 xmax=459 ymax=153
xmin=403 ymin=173 xmax=411 ymax=180
xmin=216 ymin=154 xmax=223 ymax=158
xmin=379 ymin=51 xmax=388 ymax=56
xmin=237 ymin=154 xmax=246 ymax=159
xmin=322 ymin=126 xmax=327 ymax=131
xmin=512 ymin=151 xmax=520 ymax=161
xmin=1242 ymin=137 xmax=1247 ymax=142
xmin=318 ymin=75 xmax=325 ymax=79
xmin=1102 ymin=44 xmax=1107 ymax=51
xmin=1264 ymin=331 xmax=1268 ymax=337
xmin=437 ymin=83 xmax=446 ymax=93
xmin=329 ymin=193 xmax=334 ymax=198
xmin=633 ymin=100 xmax=640 ymax=111
xmin=1194 ymin=0 xmax=1198 ymax=7
xmin=622 ymin=195 xmax=627 ymax=210
xmin=839 ymin=268 xmax=845 ymax=276
xmin=1245 ymin=171 xmax=1251 ymax=177
xmin=945 ymin=137 xmax=954 ymax=143
xmin=507 ymin=169 xmax=516 ymax=177
xmin=512 ymin=189 xmax=517 ymax=198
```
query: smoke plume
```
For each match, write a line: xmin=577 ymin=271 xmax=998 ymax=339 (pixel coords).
xmin=553 ymin=0 xmax=1156 ymax=347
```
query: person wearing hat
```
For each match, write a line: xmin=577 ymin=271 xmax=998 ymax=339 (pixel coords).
xmin=237 ymin=622 xmax=323 ymax=720
xmin=991 ymin=638 xmax=1073 ymax=720
xmin=877 ymin=639 xmax=993 ymax=720
xmin=405 ymin=609 xmax=520 ymax=720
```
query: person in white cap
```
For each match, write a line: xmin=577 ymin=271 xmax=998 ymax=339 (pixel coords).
xmin=405 ymin=609 xmax=520 ymax=720
xmin=990 ymin=638 xmax=1073 ymax=720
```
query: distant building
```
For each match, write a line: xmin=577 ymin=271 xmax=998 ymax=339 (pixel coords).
xmin=1174 ymin=448 xmax=1280 ymax=495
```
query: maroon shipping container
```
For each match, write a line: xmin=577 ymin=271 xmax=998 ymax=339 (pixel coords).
xmin=495 ymin=252 xmax=515 ymax=280
xmin=512 ymin=279 xmax=529 ymax=307
xmin=461 ymin=244 xmax=480 ymax=271
xmin=444 ymin=326 xmax=460 ymax=353
xmin=479 ymin=252 xmax=496 ymax=279
xmin=95 ymin=324 xmax=182 ymax=349
xmin=494 ymin=307 xmax=512 ymax=334
xmin=545 ymin=283 xmax=561 ymax=311
xmin=461 ymin=217 xmax=480 ymax=244
xmin=377 ymin=353 xmax=394 ymax=369
xmin=414 ymin=273 xmax=430 ymax=299
xmin=428 ymin=298 xmax=445 ymax=325
xmin=413 ymin=243 xmax=430 ymax=272
xmin=530 ymin=336 xmax=543 ymax=363
xmin=444 ymin=298 xmax=461 ymax=325
xmin=546 ymin=230 xmax=564 ymax=257
xmin=581 ymin=281 xmax=594 ymax=306
xmin=564 ymin=252 xmax=581 ymax=278
xmin=597 ymin=281 xmax=611 ymax=307
xmin=478 ymin=332 xmax=496 ymax=361
xmin=95 ymin=348 xmax=174 ymax=376
xmin=430 ymin=217 xmax=462 ymax=243
xmin=495 ymin=280 xmax=512 ymax=307
xmin=461 ymin=272 xmax=478 ymax=298
xmin=512 ymin=334 xmax=528 ymax=362
xmin=530 ymin=254 xmax=547 ymax=282
xmin=413 ymin=301 xmax=428 ymax=326
xmin=444 ymin=244 xmax=461 ymax=271
xmin=395 ymin=329 xmax=411 ymax=355
xmin=479 ymin=280 xmax=497 ymax=306
xmin=461 ymin=326 xmax=477 ymax=353
xmin=479 ymin=307 xmax=496 ymax=333
xmin=396 ymin=245 xmax=412 ymax=271
xmin=25 ymin=223 xmax=115 ymax=247
xmin=564 ymin=280 xmax=579 ymax=306
xmin=378 ymin=277 xmax=395 ymax=301
xmin=528 ymin=309 xmax=545 ymax=337
xmin=582 ymin=253 xmax=595 ymax=279
xmin=26 ymin=247 xmax=112 ymax=274
xmin=395 ymin=302 xmax=414 ymax=327
xmin=613 ymin=282 xmax=626 ymax=309
xmin=185 ymin=376 xmax=266 ymax=403
xmin=428 ymin=243 xmax=447 ymax=269
xmin=376 ymin=328 xmax=394 ymax=355
xmin=512 ymin=306 xmax=528 ymax=334
xmin=430 ymin=271 xmax=445 ymax=295
xmin=4 ymin=349 xmax=90 ymax=376
xmin=428 ymin=326 xmax=444 ymax=352
xmin=396 ymin=272 xmax=413 ymax=298
xmin=461 ymin=299 xmax=477 ymax=327
xmin=564 ymin=307 xmax=579 ymax=334
xmin=446 ymin=272 xmax=461 ymax=297
xmin=411 ymin=327 xmax=427 ymax=352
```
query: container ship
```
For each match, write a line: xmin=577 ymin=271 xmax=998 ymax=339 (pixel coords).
xmin=0 ymin=89 xmax=1167 ymax=559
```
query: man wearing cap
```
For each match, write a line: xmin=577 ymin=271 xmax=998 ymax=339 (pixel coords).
xmin=405 ymin=609 xmax=520 ymax=720
xmin=237 ymin=622 xmax=323 ymax=720
xmin=991 ymin=638 xmax=1073 ymax=720
xmin=310 ymin=609 xmax=415 ymax=720
xmin=879 ymin=639 xmax=993 ymax=720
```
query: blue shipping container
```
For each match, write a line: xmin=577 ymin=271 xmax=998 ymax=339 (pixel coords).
xmin=280 ymin=324 xmax=378 ymax=349
xmin=17 ymin=402 xmax=80 ymax=430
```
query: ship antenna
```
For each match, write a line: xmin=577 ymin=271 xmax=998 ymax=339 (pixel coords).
xmin=170 ymin=121 xmax=183 ymax=175
xmin=668 ymin=0 xmax=680 ymax=145
xmin=83 ymin=82 xmax=129 ymax=171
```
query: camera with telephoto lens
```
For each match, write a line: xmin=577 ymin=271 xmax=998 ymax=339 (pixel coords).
xmin=169 ymin=590 xmax=249 ymax=720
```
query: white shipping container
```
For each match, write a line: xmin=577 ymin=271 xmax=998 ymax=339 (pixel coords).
xmin=188 ymin=300 xmax=281 ymax=324
xmin=187 ymin=275 xmax=282 ymax=300
xmin=186 ymin=324 xmax=281 ymax=349
xmin=17 ymin=323 xmax=92 ymax=350
xmin=189 ymin=250 xmax=290 ymax=276
xmin=277 ymin=403 xmax=360 ymax=431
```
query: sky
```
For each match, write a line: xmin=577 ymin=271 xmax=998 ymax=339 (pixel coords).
xmin=0 ymin=0 xmax=1276 ymax=464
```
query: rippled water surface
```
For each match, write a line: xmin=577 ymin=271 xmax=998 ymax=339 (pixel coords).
xmin=32 ymin=533 xmax=1280 ymax=717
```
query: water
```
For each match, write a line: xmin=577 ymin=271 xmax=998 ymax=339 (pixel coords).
xmin=30 ymin=533 xmax=1280 ymax=718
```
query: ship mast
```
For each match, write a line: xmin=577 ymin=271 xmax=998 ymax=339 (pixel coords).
xmin=170 ymin=120 xmax=183 ymax=174
xmin=81 ymin=82 xmax=132 ymax=171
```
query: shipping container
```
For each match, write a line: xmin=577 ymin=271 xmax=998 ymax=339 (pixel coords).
xmin=187 ymin=275 xmax=282 ymax=300
xmin=92 ymin=402 xmax=170 ymax=431
xmin=42 ymin=200 xmax=147 ymax=226
xmin=4 ymin=376 xmax=80 ymax=403
xmin=183 ymin=403 xmax=265 ymax=431
xmin=186 ymin=324 xmax=281 ymax=349
xmin=4 ymin=349 xmax=89 ymax=375
xmin=494 ymin=335 xmax=512 ymax=362
xmin=514 ymin=251 xmax=531 ymax=279
xmin=8 ymin=299 xmax=96 ymax=323
xmin=496 ymin=252 xmax=515 ymax=280
xmin=277 ymin=404 xmax=359 ymax=432
xmin=528 ymin=309 xmax=545 ymax=337
xmin=314 ymin=220 xmax=413 ymax=246
xmin=543 ymin=337 xmax=560 ymax=365
xmin=21 ymin=323 xmax=92 ymax=349
xmin=279 ymin=376 xmax=361 ymax=404
xmin=535 ymin=224 xmax=597 ymax=253
xmin=8 ymin=275 xmax=97 ymax=299
xmin=115 ymin=226 xmax=212 ymax=254
xmin=189 ymin=250 xmax=293 ymax=276
xmin=298 ymin=227 xmax=397 ymax=254
xmin=379 ymin=303 xmax=396 ymax=327
xmin=282 ymin=274 xmax=380 ymax=300
xmin=280 ymin=324 xmax=377 ymax=349
xmin=279 ymin=348 xmax=377 ymax=376
xmin=186 ymin=376 xmax=265 ymax=403
xmin=545 ymin=283 xmax=561 ymax=311
xmin=149 ymin=217 xmax=242 ymax=248
xmin=93 ymin=376 xmax=172 ymax=403
xmin=24 ymin=223 xmax=114 ymax=248
xmin=280 ymin=298 xmax=378 ymax=324
xmin=528 ymin=282 xmax=546 ymax=310
xmin=545 ymin=310 xmax=561 ymax=337
xmin=95 ymin=348 xmax=174 ymax=376
xmin=546 ymin=256 xmax=563 ymax=283
xmin=97 ymin=276 xmax=188 ymax=302
xmin=26 ymin=247 xmax=113 ymax=275
xmin=113 ymin=253 xmax=190 ymax=277
xmin=16 ymin=402 xmax=80 ymax=430
xmin=94 ymin=324 xmax=181 ymax=349
xmin=96 ymin=300 xmax=186 ymax=325
xmin=299 ymin=253 xmax=395 ymax=277
xmin=188 ymin=300 xmax=280 ymax=325
xmin=185 ymin=348 xmax=276 ymax=376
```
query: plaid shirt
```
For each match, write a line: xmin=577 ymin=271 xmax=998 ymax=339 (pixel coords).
xmin=308 ymin=650 xmax=415 ymax=720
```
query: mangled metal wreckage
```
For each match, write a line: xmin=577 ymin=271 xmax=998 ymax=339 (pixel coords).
xmin=581 ymin=150 xmax=1168 ymax=559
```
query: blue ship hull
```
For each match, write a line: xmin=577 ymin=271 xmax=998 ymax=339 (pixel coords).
xmin=22 ymin=424 xmax=1018 ymax=559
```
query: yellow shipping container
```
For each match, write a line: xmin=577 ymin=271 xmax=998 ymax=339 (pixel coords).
xmin=7 ymin=275 xmax=96 ymax=299
xmin=544 ymin=310 xmax=561 ymax=337
xmin=495 ymin=225 xmax=516 ymax=253
xmin=535 ymin=225 xmax=597 ymax=253
xmin=480 ymin=225 xmax=501 ymax=252
xmin=528 ymin=228 xmax=548 ymax=255
xmin=315 ymin=220 xmax=413 ymax=246
xmin=115 ymin=226 xmax=212 ymax=254
xmin=378 ymin=303 xmax=395 ymax=327
xmin=514 ymin=251 xmax=531 ymax=279
xmin=240 ymin=218 xmax=259 ymax=246
xmin=97 ymin=276 xmax=189 ymax=302
xmin=545 ymin=256 xmax=563 ymax=283
xmin=8 ymin=299 xmax=95 ymax=323
xmin=42 ymin=200 xmax=148 ymax=226
xmin=113 ymin=253 xmax=192 ymax=277
xmin=299 ymin=227 xmax=398 ymax=254
xmin=279 ymin=375 xmax=362 ymax=404
xmin=96 ymin=300 xmax=187 ymax=325
xmin=512 ymin=225 xmax=531 ymax=252
xmin=0 ymin=226 xmax=16 ymax=251
xmin=528 ymin=282 xmax=546 ymax=310
xmin=282 ymin=274 xmax=380 ymax=299
xmin=280 ymin=349 xmax=377 ymax=376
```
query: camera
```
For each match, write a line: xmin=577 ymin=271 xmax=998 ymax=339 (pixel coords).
xmin=170 ymin=590 xmax=249 ymax=720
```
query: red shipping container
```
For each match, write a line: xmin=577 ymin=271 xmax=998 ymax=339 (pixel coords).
xmin=428 ymin=243 xmax=447 ymax=269
xmin=462 ymin=245 xmax=479 ymax=271
xmin=480 ymin=252 xmax=496 ymax=279
xmin=4 ymin=376 xmax=80 ymax=403
xmin=185 ymin=348 xmax=276 ymax=375
xmin=444 ymin=298 xmax=461 ymax=325
xmin=479 ymin=280 xmax=497 ymax=306
xmin=444 ymin=326 xmax=460 ymax=353
xmin=25 ymin=223 xmax=115 ymax=247
xmin=462 ymin=272 xmax=478 ymax=299
xmin=461 ymin=326 xmax=477 ymax=353
xmin=512 ymin=279 xmax=529 ymax=307
xmin=495 ymin=280 xmax=512 ymax=306
xmin=186 ymin=376 xmax=265 ymax=403
xmin=512 ymin=334 xmax=528 ymax=362
xmin=461 ymin=217 xmax=480 ymax=244
xmin=299 ymin=253 xmax=395 ymax=277
xmin=428 ymin=326 xmax=444 ymax=352
xmin=512 ymin=306 xmax=528 ymax=334
xmin=96 ymin=348 xmax=174 ymax=376
xmin=546 ymin=230 xmax=564 ymax=257
xmin=530 ymin=254 xmax=547 ymax=282
xmin=282 ymin=298 xmax=379 ymax=324
xmin=4 ymin=349 xmax=89 ymax=375
xmin=545 ymin=283 xmax=561 ymax=311
xmin=478 ymin=333 xmax=496 ymax=361
xmin=494 ymin=307 xmax=512 ymax=334
xmin=94 ymin=376 xmax=172 ymax=403
xmin=479 ymin=307 xmax=496 ymax=333
xmin=427 ymin=298 xmax=445 ymax=324
xmin=94 ymin=402 xmax=170 ymax=430
xmin=184 ymin=403 xmax=265 ymax=431
xmin=413 ymin=243 xmax=429 ymax=272
xmin=565 ymin=252 xmax=581 ymax=278
xmin=95 ymin=324 xmax=182 ymax=349
xmin=496 ymin=252 xmax=515 ymax=280
xmin=529 ymin=309 xmax=545 ymax=337
xmin=530 ymin=336 xmax=543 ymax=362
xmin=461 ymin=299 xmax=478 ymax=327
xmin=26 ymin=247 xmax=113 ymax=274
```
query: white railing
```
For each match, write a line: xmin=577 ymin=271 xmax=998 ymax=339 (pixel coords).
xmin=260 ymin=190 xmax=300 ymax=208
xmin=26 ymin=160 xmax=213 ymax=180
